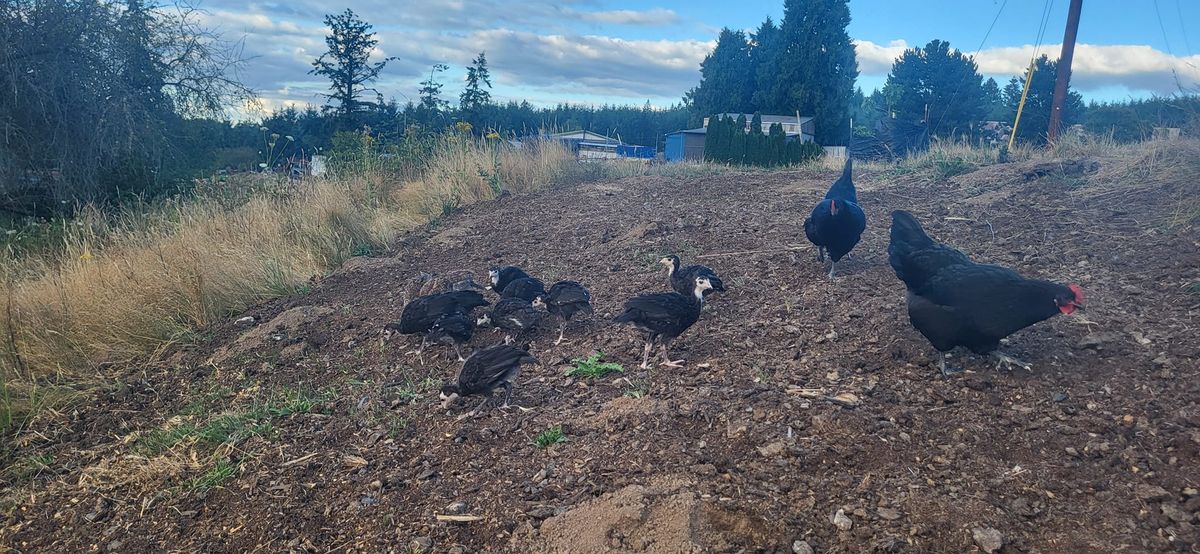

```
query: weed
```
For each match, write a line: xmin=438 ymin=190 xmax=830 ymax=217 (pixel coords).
xmin=0 ymin=453 xmax=54 ymax=484
xmin=188 ymin=458 xmax=238 ymax=491
xmin=134 ymin=423 xmax=200 ymax=455
xmin=566 ymin=352 xmax=624 ymax=379
xmin=623 ymin=388 xmax=645 ymax=399
xmin=533 ymin=426 xmax=566 ymax=449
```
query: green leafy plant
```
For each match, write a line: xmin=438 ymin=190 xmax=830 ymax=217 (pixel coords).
xmin=565 ymin=352 xmax=624 ymax=379
xmin=533 ymin=426 xmax=565 ymax=449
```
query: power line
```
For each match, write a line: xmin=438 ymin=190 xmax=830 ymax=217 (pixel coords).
xmin=1152 ymin=0 xmax=1175 ymax=56
xmin=928 ymin=0 xmax=1009 ymax=135
xmin=1176 ymin=0 xmax=1193 ymax=57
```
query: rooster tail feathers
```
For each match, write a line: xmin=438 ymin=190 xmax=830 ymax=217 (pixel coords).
xmin=824 ymin=157 xmax=857 ymax=202
xmin=842 ymin=157 xmax=853 ymax=180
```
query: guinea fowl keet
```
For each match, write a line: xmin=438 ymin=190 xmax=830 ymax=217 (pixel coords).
xmin=803 ymin=158 xmax=866 ymax=278
xmin=660 ymin=255 xmax=725 ymax=297
xmin=388 ymin=290 xmax=489 ymax=358
xmin=489 ymin=266 xmax=531 ymax=293
xmin=532 ymin=281 xmax=593 ymax=344
xmin=615 ymin=275 xmax=713 ymax=369
xmin=499 ymin=276 xmax=546 ymax=302
xmin=477 ymin=297 xmax=542 ymax=344
xmin=441 ymin=344 xmax=538 ymax=415
xmin=428 ymin=313 xmax=473 ymax=361
xmin=887 ymin=210 xmax=1085 ymax=375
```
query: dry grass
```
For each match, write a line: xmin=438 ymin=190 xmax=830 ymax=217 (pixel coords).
xmin=0 ymin=137 xmax=718 ymax=433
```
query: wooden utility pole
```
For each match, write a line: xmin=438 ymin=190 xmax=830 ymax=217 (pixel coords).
xmin=1047 ymin=0 xmax=1083 ymax=143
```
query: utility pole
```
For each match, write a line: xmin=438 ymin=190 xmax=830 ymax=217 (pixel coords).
xmin=1047 ymin=0 xmax=1083 ymax=143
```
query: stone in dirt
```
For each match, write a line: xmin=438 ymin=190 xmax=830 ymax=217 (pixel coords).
xmin=972 ymin=527 xmax=1004 ymax=553
xmin=832 ymin=509 xmax=853 ymax=531
xmin=1135 ymin=484 xmax=1172 ymax=502
xmin=792 ymin=539 xmax=814 ymax=554
xmin=877 ymin=507 xmax=901 ymax=521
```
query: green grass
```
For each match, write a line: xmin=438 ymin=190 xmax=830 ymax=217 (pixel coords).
xmin=0 ymin=453 xmax=54 ymax=485
xmin=1187 ymin=281 xmax=1200 ymax=296
xmin=623 ymin=388 xmax=645 ymax=399
xmin=133 ymin=386 xmax=332 ymax=456
xmin=533 ymin=426 xmax=566 ymax=449
xmin=565 ymin=352 xmax=624 ymax=379
xmin=188 ymin=458 xmax=238 ymax=491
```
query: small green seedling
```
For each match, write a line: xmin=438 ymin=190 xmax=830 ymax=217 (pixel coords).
xmin=533 ymin=426 xmax=566 ymax=449
xmin=565 ymin=352 xmax=624 ymax=379
xmin=188 ymin=458 xmax=238 ymax=491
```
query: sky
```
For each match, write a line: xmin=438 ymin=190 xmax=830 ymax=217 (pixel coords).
xmin=195 ymin=0 xmax=1200 ymax=117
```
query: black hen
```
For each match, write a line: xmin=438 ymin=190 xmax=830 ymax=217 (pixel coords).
xmin=477 ymin=298 xmax=542 ymax=344
xmin=441 ymin=344 xmax=538 ymax=414
xmin=533 ymin=281 xmax=593 ymax=344
xmin=803 ymin=158 xmax=866 ymax=278
xmin=888 ymin=210 xmax=1085 ymax=375
xmin=660 ymin=255 xmax=725 ymax=297
xmin=500 ymin=276 xmax=546 ymax=302
xmin=489 ymin=266 xmax=531 ymax=293
xmin=615 ymin=275 xmax=714 ymax=369
xmin=389 ymin=290 xmax=489 ymax=356
xmin=428 ymin=313 xmax=474 ymax=361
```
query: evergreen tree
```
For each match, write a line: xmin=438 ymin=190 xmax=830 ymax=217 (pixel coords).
xmin=310 ymin=9 xmax=395 ymax=124
xmin=459 ymin=52 xmax=493 ymax=129
xmin=767 ymin=123 xmax=786 ymax=166
xmin=417 ymin=63 xmax=450 ymax=125
xmin=749 ymin=112 xmax=764 ymax=165
xmin=882 ymin=39 xmax=986 ymax=138
xmin=686 ymin=29 xmax=752 ymax=116
xmin=755 ymin=0 xmax=858 ymax=145
xmin=732 ymin=114 xmax=749 ymax=163
xmin=748 ymin=18 xmax=781 ymax=113
xmin=1002 ymin=55 xmax=1085 ymax=144
xmin=980 ymin=77 xmax=1006 ymax=120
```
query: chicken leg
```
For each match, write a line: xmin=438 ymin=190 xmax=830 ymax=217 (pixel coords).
xmin=639 ymin=339 xmax=653 ymax=370
xmin=554 ymin=322 xmax=566 ymax=345
xmin=828 ymin=260 xmax=838 ymax=279
xmin=453 ymin=343 xmax=466 ymax=362
xmin=658 ymin=342 xmax=684 ymax=368
xmin=939 ymin=352 xmax=964 ymax=376
xmin=993 ymin=351 xmax=1032 ymax=372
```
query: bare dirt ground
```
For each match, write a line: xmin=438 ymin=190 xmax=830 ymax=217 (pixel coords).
xmin=3 ymin=148 xmax=1199 ymax=553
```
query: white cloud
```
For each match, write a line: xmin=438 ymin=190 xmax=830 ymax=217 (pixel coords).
xmin=853 ymin=39 xmax=909 ymax=75
xmin=565 ymin=8 xmax=680 ymax=26
xmin=854 ymin=39 xmax=1200 ymax=94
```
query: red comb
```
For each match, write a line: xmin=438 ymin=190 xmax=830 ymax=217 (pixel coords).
xmin=1068 ymin=283 xmax=1084 ymax=304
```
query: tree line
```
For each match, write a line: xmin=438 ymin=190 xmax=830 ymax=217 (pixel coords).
xmin=702 ymin=114 xmax=823 ymax=166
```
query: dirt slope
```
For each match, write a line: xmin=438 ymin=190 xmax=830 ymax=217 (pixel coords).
xmin=3 ymin=150 xmax=1199 ymax=553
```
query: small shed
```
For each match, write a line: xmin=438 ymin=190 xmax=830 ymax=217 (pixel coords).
xmin=665 ymin=127 xmax=706 ymax=162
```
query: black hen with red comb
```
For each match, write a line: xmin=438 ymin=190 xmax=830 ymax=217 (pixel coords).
xmin=888 ymin=210 xmax=1085 ymax=375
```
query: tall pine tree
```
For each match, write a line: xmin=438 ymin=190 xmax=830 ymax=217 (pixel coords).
xmin=685 ymin=29 xmax=752 ymax=116
xmin=1003 ymin=55 xmax=1085 ymax=144
xmin=459 ymin=51 xmax=493 ymax=129
xmin=882 ymin=40 xmax=986 ymax=138
xmin=310 ymin=9 xmax=395 ymax=125
xmin=752 ymin=0 xmax=858 ymax=145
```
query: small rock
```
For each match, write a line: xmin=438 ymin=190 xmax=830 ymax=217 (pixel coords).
xmin=415 ymin=468 xmax=438 ymax=480
xmin=827 ymin=392 xmax=861 ymax=408
xmin=1052 ymin=392 xmax=1068 ymax=402
xmin=877 ymin=507 xmax=901 ymax=521
xmin=532 ymin=466 xmax=553 ymax=483
xmin=792 ymin=539 xmax=814 ymax=554
xmin=1065 ymin=447 xmax=1080 ymax=457
xmin=527 ymin=506 xmax=558 ymax=519
xmin=409 ymin=536 xmax=433 ymax=553
xmin=784 ymin=325 xmax=801 ymax=335
xmin=972 ymin=527 xmax=1004 ymax=553
xmin=368 ymin=480 xmax=383 ymax=491
xmin=1136 ymin=484 xmax=1172 ymax=502
xmin=1185 ymin=496 xmax=1200 ymax=513
xmin=1076 ymin=333 xmax=1119 ymax=350
xmin=445 ymin=501 xmax=467 ymax=514
xmin=1010 ymin=497 xmax=1037 ymax=518
xmin=758 ymin=441 xmax=786 ymax=458
xmin=106 ymin=540 xmax=123 ymax=552
xmin=235 ymin=316 xmax=255 ymax=326
xmin=84 ymin=498 xmax=111 ymax=523
xmin=831 ymin=509 xmax=853 ymax=531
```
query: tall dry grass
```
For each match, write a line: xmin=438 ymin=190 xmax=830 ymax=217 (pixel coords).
xmin=0 ymin=136 xmax=714 ymax=433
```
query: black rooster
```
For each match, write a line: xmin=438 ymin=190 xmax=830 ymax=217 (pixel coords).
xmin=888 ymin=210 xmax=1085 ymax=375
xmin=615 ymin=275 xmax=713 ymax=369
xmin=803 ymin=158 xmax=866 ymax=278
xmin=659 ymin=255 xmax=725 ymax=297
xmin=533 ymin=281 xmax=593 ymax=344
xmin=440 ymin=344 xmax=538 ymax=415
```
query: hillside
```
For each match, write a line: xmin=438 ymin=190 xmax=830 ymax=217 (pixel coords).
xmin=3 ymin=142 xmax=1199 ymax=553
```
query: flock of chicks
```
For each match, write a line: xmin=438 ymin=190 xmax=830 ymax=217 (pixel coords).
xmin=389 ymin=157 xmax=1087 ymax=415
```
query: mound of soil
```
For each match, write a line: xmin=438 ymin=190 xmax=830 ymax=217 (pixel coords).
xmin=3 ymin=152 xmax=1198 ymax=553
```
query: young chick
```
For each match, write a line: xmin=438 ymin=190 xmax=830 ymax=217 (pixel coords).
xmin=440 ymin=344 xmax=538 ymax=415
xmin=533 ymin=281 xmax=593 ymax=345
xmin=614 ymin=275 xmax=713 ymax=369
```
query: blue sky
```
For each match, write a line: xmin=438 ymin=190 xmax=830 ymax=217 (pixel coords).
xmin=196 ymin=0 xmax=1200 ymax=116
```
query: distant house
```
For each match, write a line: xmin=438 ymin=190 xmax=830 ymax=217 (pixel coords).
xmin=525 ymin=129 xmax=654 ymax=160
xmin=664 ymin=113 xmax=815 ymax=162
